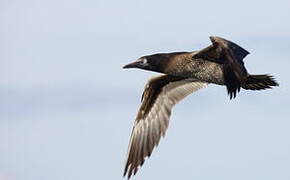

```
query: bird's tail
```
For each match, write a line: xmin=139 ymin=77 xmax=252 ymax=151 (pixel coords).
xmin=242 ymin=74 xmax=279 ymax=90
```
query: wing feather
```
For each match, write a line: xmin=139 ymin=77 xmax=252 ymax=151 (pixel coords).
xmin=123 ymin=75 xmax=207 ymax=179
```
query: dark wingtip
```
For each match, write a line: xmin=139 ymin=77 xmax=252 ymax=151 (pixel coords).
xmin=123 ymin=168 xmax=127 ymax=178
xmin=123 ymin=162 xmax=131 ymax=179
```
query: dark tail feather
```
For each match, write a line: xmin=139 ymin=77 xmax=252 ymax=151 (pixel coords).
xmin=242 ymin=74 xmax=279 ymax=90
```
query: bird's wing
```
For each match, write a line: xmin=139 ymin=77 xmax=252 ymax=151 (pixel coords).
xmin=192 ymin=36 xmax=250 ymax=99
xmin=192 ymin=36 xmax=249 ymax=65
xmin=124 ymin=75 xmax=207 ymax=179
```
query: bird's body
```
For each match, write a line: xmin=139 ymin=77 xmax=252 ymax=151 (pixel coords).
xmin=122 ymin=36 xmax=278 ymax=179
xmin=158 ymin=51 xmax=225 ymax=84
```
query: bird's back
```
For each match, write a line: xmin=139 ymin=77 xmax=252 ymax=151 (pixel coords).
xmin=163 ymin=52 xmax=225 ymax=85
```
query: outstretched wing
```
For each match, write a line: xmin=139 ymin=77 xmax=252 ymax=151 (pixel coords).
xmin=193 ymin=36 xmax=250 ymax=99
xmin=124 ymin=75 xmax=207 ymax=179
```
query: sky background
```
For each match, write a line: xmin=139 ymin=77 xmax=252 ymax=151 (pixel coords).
xmin=0 ymin=0 xmax=290 ymax=180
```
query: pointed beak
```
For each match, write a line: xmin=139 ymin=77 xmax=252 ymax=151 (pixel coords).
xmin=123 ymin=60 xmax=140 ymax=69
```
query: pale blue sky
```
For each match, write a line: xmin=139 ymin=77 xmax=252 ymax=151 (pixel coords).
xmin=0 ymin=0 xmax=290 ymax=180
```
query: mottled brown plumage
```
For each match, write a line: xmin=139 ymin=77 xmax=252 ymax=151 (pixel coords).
xmin=123 ymin=36 xmax=278 ymax=179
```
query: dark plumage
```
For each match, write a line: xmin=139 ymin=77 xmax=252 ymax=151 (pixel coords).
xmin=122 ymin=36 xmax=278 ymax=179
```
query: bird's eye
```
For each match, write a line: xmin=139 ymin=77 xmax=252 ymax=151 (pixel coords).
xmin=142 ymin=58 xmax=148 ymax=65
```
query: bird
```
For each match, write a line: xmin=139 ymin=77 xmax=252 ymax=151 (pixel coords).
xmin=122 ymin=36 xmax=278 ymax=179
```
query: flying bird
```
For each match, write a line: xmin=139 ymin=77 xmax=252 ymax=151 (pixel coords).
xmin=122 ymin=36 xmax=278 ymax=179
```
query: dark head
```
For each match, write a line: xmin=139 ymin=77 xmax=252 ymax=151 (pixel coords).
xmin=123 ymin=53 xmax=169 ymax=73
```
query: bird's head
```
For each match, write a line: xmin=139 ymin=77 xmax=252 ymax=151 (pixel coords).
xmin=123 ymin=54 xmax=167 ymax=73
